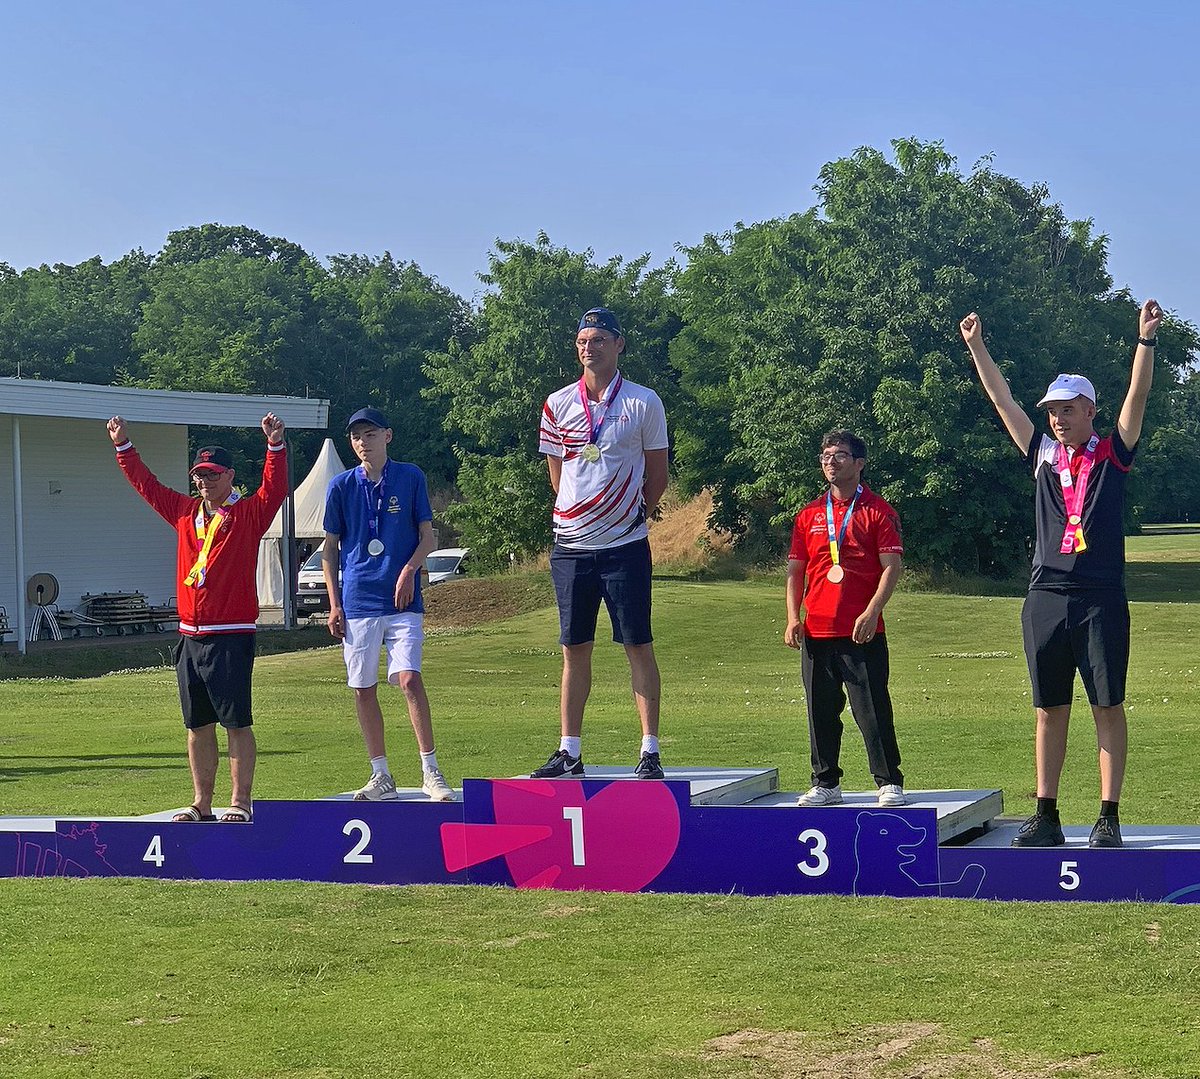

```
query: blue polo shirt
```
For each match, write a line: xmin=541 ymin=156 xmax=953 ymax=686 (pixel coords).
xmin=323 ymin=461 xmax=433 ymax=617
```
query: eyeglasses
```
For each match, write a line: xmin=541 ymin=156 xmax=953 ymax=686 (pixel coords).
xmin=817 ymin=451 xmax=854 ymax=465
xmin=192 ymin=470 xmax=230 ymax=483
xmin=576 ymin=335 xmax=615 ymax=350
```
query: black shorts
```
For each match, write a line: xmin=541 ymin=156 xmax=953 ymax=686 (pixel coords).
xmin=550 ymin=538 xmax=653 ymax=647
xmin=1020 ymin=589 xmax=1129 ymax=709
xmin=174 ymin=633 xmax=256 ymax=730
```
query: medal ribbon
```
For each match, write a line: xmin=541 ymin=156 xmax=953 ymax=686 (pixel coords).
xmin=360 ymin=461 xmax=389 ymax=551
xmin=1056 ymin=434 xmax=1098 ymax=554
xmin=577 ymin=371 xmax=623 ymax=452
xmin=184 ymin=491 xmax=242 ymax=588
xmin=825 ymin=485 xmax=862 ymax=569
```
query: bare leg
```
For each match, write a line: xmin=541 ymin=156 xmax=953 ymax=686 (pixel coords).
xmin=186 ymin=725 xmax=218 ymax=815
xmin=624 ymin=642 xmax=661 ymax=738
xmin=561 ymin=643 xmax=594 ymax=737
xmin=353 ymin=685 xmax=387 ymax=760
xmin=226 ymin=726 xmax=256 ymax=809
xmin=1091 ymin=703 xmax=1127 ymax=802
xmin=1034 ymin=704 xmax=1071 ymax=798
xmin=392 ymin=671 xmax=434 ymax=754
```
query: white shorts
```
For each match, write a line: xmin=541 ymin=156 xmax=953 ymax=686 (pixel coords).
xmin=342 ymin=613 xmax=424 ymax=688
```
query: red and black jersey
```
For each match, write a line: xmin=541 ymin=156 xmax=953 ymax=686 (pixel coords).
xmin=788 ymin=485 xmax=903 ymax=638
xmin=116 ymin=442 xmax=288 ymax=634
xmin=1026 ymin=429 xmax=1134 ymax=592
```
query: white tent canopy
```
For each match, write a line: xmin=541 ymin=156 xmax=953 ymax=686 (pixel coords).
xmin=257 ymin=437 xmax=349 ymax=607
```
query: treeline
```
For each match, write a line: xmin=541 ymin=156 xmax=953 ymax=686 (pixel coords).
xmin=3 ymin=140 xmax=1198 ymax=574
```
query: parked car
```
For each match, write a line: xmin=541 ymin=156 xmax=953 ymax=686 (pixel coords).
xmin=426 ymin=547 xmax=470 ymax=585
xmin=294 ymin=542 xmax=331 ymax=618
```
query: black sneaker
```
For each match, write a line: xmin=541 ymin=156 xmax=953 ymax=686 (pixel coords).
xmin=1089 ymin=816 xmax=1123 ymax=848
xmin=530 ymin=750 xmax=584 ymax=779
xmin=1011 ymin=812 xmax=1066 ymax=848
xmin=633 ymin=751 xmax=665 ymax=779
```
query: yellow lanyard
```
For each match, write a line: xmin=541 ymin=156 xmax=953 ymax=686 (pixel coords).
xmin=184 ymin=492 xmax=241 ymax=588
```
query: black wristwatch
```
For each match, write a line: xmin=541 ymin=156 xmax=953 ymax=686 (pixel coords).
xmin=1138 ymin=336 xmax=1158 ymax=348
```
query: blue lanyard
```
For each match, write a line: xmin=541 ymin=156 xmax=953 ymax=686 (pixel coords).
xmin=825 ymin=485 xmax=861 ymax=566
xmin=360 ymin=462 xmax=388 ymax=541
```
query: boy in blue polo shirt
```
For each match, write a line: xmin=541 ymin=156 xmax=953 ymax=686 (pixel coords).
xmin=322 ymin=407 xmax=453 ymax=801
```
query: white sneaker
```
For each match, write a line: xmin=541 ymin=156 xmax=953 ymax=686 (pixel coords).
xmin=877 ymin=784 xmax=907 ymax=807
xmin=422 ymin=768 xmax=454 ymax=802
xmin=798 ymin=784 xmax=843 ymax=807
xmin=353 ymin=771 xmax=399 ymax=801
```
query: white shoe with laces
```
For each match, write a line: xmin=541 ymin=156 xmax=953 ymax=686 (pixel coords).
xmin=422 ymin=768 xmax=454 ymax=802
xmin=798 ymin=784 xmax=843 ymax=807
xmin=353 ymin=771 xmax=399 ymax=801
xmin=877 ymin=784 xmax=908 ymax=807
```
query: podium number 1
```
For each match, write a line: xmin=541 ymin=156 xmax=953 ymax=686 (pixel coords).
xmin=562 ymin=807 xmax=586 ymax=866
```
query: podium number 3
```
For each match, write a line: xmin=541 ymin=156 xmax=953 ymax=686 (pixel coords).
xmin=797 ymin=828 xmax=830 ymax=877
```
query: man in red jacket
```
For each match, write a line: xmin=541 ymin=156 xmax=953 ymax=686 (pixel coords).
xmin=107 ymin=413 xmax=288 ymax=823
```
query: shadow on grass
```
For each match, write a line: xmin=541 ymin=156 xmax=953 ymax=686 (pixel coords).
xmin=0 ymin=748 xmax=301 ymax=781
xmin=1126 ymin=561 xmax=1200 ymax=602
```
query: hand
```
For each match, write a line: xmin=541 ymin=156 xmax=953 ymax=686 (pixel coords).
xmin=262 ymin=412 xmax=285 ymax=445
xmin=1140 ymin=298 xmax=1163 ymax=340
xmin=959 ymin=312 xmax=983 ymax=348
xmin=327 ymin=607 xmax=345 ymax=639
xmin=394 ymin=566 xmax=417 ymax=612
xmin=106 ymin=416 xmax=128 ymax=446
xmin=783 ymin=620 xmax=803 ymax=650
xmin=852 ymin=609 xmax=879 ymax=645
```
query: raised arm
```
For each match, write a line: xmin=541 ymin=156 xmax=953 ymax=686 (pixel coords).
xmin=960 ymin=313 xmax=1035 ymax=452
xmin=1117 ymin=298 xmax=1162 ymax=449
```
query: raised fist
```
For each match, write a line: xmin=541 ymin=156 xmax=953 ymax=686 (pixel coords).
xmin=1140 ymin=299 xmax=1163 ymax=341
xmin=959 ymin=312 xmax=983 ymax=347
xmin=262 ymin=413 xmax=286 ymax=445
xmin=106 ymin=416 xmax=128 ymax=446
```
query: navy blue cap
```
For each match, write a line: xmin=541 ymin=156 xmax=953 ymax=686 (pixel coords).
xmin=346 ymin=407 xmax=390 ymax=431
xmin=578 ymin=308 xmax=624 ymax=337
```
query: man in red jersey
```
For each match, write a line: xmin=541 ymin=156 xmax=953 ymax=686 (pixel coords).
xmin=107 ymin=413 xmax=288 ymax=823
xmin=784 ymin=430 xmax=907 ymax=808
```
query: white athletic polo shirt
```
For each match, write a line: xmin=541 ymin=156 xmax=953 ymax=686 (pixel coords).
xmin=539 ymin=373 xmax=668 ymax=550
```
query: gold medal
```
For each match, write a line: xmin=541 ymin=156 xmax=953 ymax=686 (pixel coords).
xmin=1068 ymin=513 xmax=1081 ymax=525
xmin=827 ymin=564 xmax=845 ymax=584
xmin=582 ymin=444 xmax=601 ymax=463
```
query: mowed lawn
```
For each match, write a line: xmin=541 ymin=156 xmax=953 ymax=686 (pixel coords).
xmin=2 ymin=535 xmax=1200 ymax=1078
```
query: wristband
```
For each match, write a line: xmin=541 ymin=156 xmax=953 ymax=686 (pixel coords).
xmin=1138 ymin=336 xmax=1158 ymax=348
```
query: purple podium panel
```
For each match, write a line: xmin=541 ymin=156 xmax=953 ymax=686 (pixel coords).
xmin=0 ymin=799 xmax=466 ymax=885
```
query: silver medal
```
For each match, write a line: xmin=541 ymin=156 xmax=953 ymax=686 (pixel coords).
xmin=367 ymin=539 xmax=385 ymax=556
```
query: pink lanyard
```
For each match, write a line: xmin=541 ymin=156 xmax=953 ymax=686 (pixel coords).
xmin=1057 ymin=434 xmax=1098 ymax=554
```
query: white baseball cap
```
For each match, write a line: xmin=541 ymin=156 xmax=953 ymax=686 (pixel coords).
xmin=1037 ymin=374 xmax=1096 ymax=408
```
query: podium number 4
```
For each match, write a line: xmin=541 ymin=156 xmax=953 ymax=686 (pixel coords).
xmin=143 ymin=835 xmax=165 ymax=868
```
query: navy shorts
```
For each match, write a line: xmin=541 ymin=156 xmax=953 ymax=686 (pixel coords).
xmin=1020 ymin=589 xmax=1129 ymax=709
xmin=174 ymin=633 xmax=256 ymax=729
xmin=550 ymin=538 xmax=654 ymax=647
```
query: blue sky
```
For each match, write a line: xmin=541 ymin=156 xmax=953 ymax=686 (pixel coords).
xmin=2 ymin=1 xmax=1196 ymax=322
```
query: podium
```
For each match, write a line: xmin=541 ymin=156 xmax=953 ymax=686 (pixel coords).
xmin=4 ymin=767 xmax=1200 ymax=903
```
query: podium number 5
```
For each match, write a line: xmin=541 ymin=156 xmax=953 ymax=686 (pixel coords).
xmin=797 ymin=828 xmax=830 ymax=877
xmin=1059 ymin=860 xmax=1080 ymax=891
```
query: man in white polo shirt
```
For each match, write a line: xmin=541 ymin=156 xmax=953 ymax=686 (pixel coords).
xmin=534 ymin=308 xmax=670 ymax=779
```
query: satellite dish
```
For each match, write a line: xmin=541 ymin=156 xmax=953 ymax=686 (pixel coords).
xmin=27 ymin=572 xmax=60 ymax=606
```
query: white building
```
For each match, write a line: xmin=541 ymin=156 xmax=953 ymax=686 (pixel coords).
xmin=1 ymin=377 xmax=329 ymax=653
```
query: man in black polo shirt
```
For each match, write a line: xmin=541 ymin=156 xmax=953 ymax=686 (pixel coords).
xmin=961 ymin=299 xmax=1162 ymax=849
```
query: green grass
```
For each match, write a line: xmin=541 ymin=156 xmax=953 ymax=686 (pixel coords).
xmin=3 ymin=537 xmax=1200 ymax=1078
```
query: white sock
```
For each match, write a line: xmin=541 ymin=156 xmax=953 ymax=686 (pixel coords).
xmin=420 ymin=750 xmax=439 ymax=774
xmin=560 ymin=736 xmax=582 ymax=758
xmin=369 ymin=755 xmax=390 ymax=776
xmin=641 ymin=735 xmax=659 ymax=755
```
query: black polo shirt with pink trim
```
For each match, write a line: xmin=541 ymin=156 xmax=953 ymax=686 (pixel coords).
xmin=1026 ymin=428 xmax=1135 ymax=592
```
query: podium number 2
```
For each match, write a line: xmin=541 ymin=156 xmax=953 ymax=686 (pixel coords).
xmin=797 ymin=828 xmax=830 ymax=877
xmin=343 ymin=819 xmax=374 ymax=864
